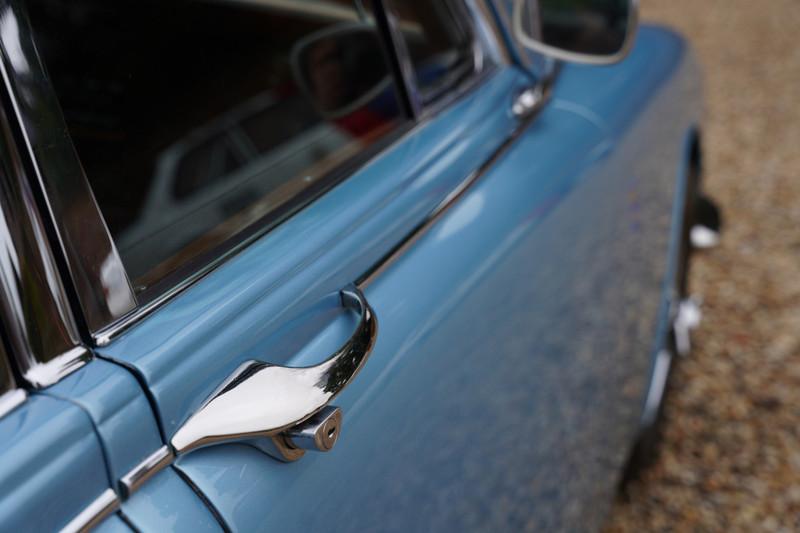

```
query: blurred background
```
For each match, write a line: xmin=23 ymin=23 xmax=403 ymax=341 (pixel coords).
xmin=607 ymin=0 xmax=800 ymax=530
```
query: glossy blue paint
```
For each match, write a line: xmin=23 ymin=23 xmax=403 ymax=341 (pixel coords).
xmin=0 ymin=395 xmax=111 ymax=531
xmin=121 ymin=467 xmax=222 ymax=532
xmin=176 ymin=101 xmax=613 ymax=532
xmin=553 ymin=24 xmax=703 ymax=420
xmin=94 ymin=513 xmax=135 ymax=533
xmin=43 ymin=358 xmax=163 ymax=485
xmin=97 ymin=23 xmax=702 ymax=532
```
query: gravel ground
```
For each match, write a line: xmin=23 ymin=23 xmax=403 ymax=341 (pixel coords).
xmin=605 ymin=1 xmax=800 ymax=531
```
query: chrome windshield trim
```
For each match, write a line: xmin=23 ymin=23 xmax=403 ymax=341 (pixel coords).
xmin=59 ymin=488 xmax=119 ymax=533
xmin=0 ymin=388 xmax=25 ymax=420
xmin=119 ymin=445 xmax=174 ymax=499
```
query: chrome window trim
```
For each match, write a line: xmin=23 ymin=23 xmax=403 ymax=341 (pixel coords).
xmin=0 ymin=388 xmax=25 ymax=420
xmin=0 ymin=18 xmax=90 ymax=388
xmin=0 ymin=0 xmax=137 ymax=335
xmin=59 ymin=488 xmax=120 ymax=533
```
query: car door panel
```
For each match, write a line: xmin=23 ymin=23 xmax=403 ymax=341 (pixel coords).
xmin=98 ymin=68 xmax=531 ymax=437
xmin=170 ymin=101 xmax=606 ymax=531
xmin=167 ymin=26 xmax=700 ymax=532
xmin=0 ymin=395 xmax=111 ymax=531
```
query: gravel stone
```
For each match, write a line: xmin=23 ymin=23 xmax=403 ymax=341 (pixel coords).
xmin=605 ymin=1 xmax=800 ymax=531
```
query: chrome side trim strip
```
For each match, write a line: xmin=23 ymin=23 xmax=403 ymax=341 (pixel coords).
xmin=0 ymin=388 xmax=25 ymax=420
xmin=358 ymin=76 xmax=554 ymax=288
xmin=59 ymin=489 xmax=119 ymax=533
xmin=119 ymin=445 xmax=174 ymax=499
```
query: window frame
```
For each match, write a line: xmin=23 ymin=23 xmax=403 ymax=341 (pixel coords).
xmin=0 ymin=343 xmax=25 ymax=420
xmin=0 ymin=8 xmax=91 ymax=390
xmin=1 ymin=0 xmax=501 ymax=346
xmin=380 ymin=0 xmax=492 ymax=119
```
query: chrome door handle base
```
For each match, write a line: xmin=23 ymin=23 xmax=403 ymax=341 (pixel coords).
xmin=170 ymin=287 xmax=376 ymax=459
xmin=252 ymin=406 xmax=344 ymax=462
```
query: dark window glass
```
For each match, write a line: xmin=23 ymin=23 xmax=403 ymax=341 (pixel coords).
xmin=384 ymin=0 xmax=475 ymax=100
xmin=27 ymin=0 xmax=402 ymax=296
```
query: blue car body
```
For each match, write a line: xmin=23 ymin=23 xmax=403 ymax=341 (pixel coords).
xmin=0 ymin=0 xmax=702 ymax=530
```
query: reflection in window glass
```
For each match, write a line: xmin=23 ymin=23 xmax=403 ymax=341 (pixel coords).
xmin=384 ymin=0 xmax=475 ymax=100
xmin=27 ymin=0 xmax=402 ymax=296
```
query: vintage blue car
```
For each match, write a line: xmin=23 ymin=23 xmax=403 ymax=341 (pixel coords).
xmin=0 ymin=0 xmax=720 ymax=530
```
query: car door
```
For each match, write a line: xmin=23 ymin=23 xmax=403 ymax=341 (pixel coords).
xmin=0 ymin=3 xmax=238 ymax=530
xmin=12 ymin=0 xmax=701 ymax=531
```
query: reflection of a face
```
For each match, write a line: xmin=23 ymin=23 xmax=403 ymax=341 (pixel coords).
xmin=307 ymin=37 xmax=346 ymax=111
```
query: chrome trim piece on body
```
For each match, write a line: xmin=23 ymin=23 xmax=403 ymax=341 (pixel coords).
xmin=59 ymin=489 xmax=119 ymax=533
xmin=119 ymin=445 xmax=174 ymax=500
xmin=640 ymin=349 xmax=672 ymax=428
xmin=511 ymin=85 xmax=544 ymax=118
xmin=0 ymin=388 xmax=25 ymax=419
xmin=170 ymin=288 xmax=376 ymax=455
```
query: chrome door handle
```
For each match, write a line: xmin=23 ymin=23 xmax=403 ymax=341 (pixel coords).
xmin=171 ymin=287 xmax=377 ymax=460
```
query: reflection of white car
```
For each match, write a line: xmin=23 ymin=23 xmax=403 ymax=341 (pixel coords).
xmin=118 ymin=92 xmax=350 ymax=278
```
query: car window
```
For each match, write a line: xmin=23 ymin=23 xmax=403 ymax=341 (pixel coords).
xmin=26 ymin=0 xmax=404 ymax=297
xmin=384 ymin=0 xmax=477 ymax=102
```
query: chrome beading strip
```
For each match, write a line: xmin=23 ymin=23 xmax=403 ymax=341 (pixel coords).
xmin=59 ymin=489 xmax=119 ymax=533
xmin=119 ymin=445 xmax=174 ymax=499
